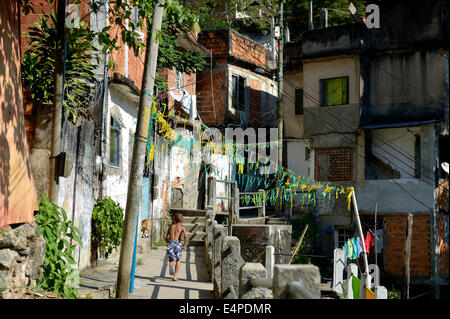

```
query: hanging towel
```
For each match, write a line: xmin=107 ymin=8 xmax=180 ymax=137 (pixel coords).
xmin=364 ymin=231 xmax=374 ymax=254
xmin=345 ymin=239 xmax=354 ymax=260
xmin=357 ymin=237 xmax=363 ymax=256
xmin=352 ymin=237 xmax=359 ymax=259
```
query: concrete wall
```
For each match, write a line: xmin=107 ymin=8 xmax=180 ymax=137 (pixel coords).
xmin=232 ymin=224 xmax=292 ymax=265
xmin=287 ymin=140 xmax=313 ymax=180
xmin=0 ymin=0 xmax=38 ymax=226
xmin=226 ymin=64 xmax=277 ymax=128
xmin=355 ymin=125 xmax=436 ymax=214
xmin=103 ymin=85 xmax=138 ymax=210
xmin=303 ymin=54 xmax=360 ymax=141
xmin=364 ymin=50 xmax=447 ymax=126
xmin=204 ymin=208 xmax=321 ymax=299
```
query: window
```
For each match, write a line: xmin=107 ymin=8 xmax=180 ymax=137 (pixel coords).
xmin=295 ymin=89 xmax=303 ymax=115
xmin=319 ymin=77 xmax=349 ymax=106
xmin=232 ymin=74 xmax=246 ymax=111
xmin=110 ymin=116 xmax=121 ymax=167
xmin=336 ymin=228 xmax=351 ymax=248
xmin=414 ymin=134 xmax=421 ymax=178
xmin=305 ymin=147 xmax=311 ymax=161
xmin=175 ymin=69 xmax=184 ymax=89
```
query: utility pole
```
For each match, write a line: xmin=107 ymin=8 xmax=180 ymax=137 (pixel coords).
xmin=402 ymin=213 xmax=413 ymax=299
xmin=116 ymin=0 xmax=165 ymax=299
xmin=49 ymin=0 xmax=67 ymax=203
xmin=276 ymin=0 xmax=283 ymax=169
xmin=275 ymin=0 xmax=284 ymax=216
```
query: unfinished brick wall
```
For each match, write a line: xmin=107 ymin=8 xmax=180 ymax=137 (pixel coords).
xmin=20 ymin=1 xmax=90 ymax=54
xmin=384 ymin=214 xmax=431 ymax=276
xmin=196 ymin=66 xmax=227 ymax=127
xmin=230 ymin=31 xmax=266 ymax=69
xmin=384 ymin=213 xmax=449 ymax=277
xmin=315 ymin=147 xmax=353 ymax=181
xmin=248 ymin=78 xmax=261 ymax=127
xmin=198 ymin=30 xmax=229 ymax=56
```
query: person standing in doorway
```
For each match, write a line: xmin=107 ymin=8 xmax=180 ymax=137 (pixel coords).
xmin=164 ymin=213 xmax=188 ymax=281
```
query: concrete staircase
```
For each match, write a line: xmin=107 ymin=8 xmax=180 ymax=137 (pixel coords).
xmin=169 ymin=208 xmax=206 ymax=246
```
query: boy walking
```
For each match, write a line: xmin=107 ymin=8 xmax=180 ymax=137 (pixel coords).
xmin=164 ymin=213 xmax=188 ymax=281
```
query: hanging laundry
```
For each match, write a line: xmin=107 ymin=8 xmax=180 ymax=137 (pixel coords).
xmin=345 ymin=239 xmax=354 ymax=260
xmin=352 ymin=237 xmax=359 ymax=259
xmin=364 ymin=231 xmax=374 ymax=254
xmin=357 ymin=237 xmax=363 ymax=256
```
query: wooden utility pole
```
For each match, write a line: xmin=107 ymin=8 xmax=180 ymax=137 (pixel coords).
xmin=116 ymin=0 xmax=165 ymax=299
xmin=275 ymin=0 xmax=284 ymax=216
xmin=276 ymin=0 xmax=284 ymax=169
xmin=289 ymin=224 xmax=309 ymax=264
xmin=49 ymin=0 xmax=67 ymax=203
xmin=402 ymin=213 xmax=413 ymax=299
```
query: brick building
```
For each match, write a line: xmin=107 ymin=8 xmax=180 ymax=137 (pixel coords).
xmin=196 ymin=29 xmax=278 ymax=129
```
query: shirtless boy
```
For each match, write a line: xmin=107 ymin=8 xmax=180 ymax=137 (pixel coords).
xmin=163 ymin=213 xmax=188 ymax=281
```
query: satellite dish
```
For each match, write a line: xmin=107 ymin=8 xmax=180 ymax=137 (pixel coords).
xmin=441 ymin=162 xmax=449 ymax=174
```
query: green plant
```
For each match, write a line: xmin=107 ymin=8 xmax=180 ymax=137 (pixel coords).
xmin=22 ymin=10 xmax=98 ymax=124
xmin=291 ymin=214 xmax=318 ymax=264
xmin=35 ymin=193 xmax=83 ymax=299
xmin=388 ymin=287 xmax=401 ymax=299
xmin=91 ymin=198 xmax=124 ymax=259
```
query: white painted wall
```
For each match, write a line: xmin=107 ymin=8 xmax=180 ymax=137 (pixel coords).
xmin=103 ymin=87 xmax=138 ymax=210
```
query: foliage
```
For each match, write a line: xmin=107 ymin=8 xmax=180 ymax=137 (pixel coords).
xmin=22 ymin=11 xmax=98 ymax=123
xmin=35 ymin=193 xmax=83 ymax=299
xmin=157 ymin=22 xmax=207 ymax=75
xmin=388 ymin=287 xmax=401 ymax=299
xmin=91 ymin=197 xmax=124 ymax=258
xmin=285 ymin=0 xmax=367 ymax=40
xmin=291 ymin=214 xmax=318 ymax=264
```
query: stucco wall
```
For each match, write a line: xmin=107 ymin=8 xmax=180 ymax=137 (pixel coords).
xmin=364 ymin=50 xmax=446 ymax=125
xmin=0 ymin=0 xmax=38 ymax=226
xmin=303 ymin=54 xmax=361 ymax=139
xmin=103 ymin=86 xmax=138 ymax=211
xmin=355 ymin=125 xmax=436 ymax=214
xmin=284 ymin=69 xmax=304 ymax=139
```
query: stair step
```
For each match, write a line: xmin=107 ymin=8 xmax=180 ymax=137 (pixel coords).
xmin=187 ymin=231 xmax=206 ymax=241
xmin=188 ymin=240 xmax=204 ymax=246
xmin=183 ymin=216 xmax=206 ymax=224
xmin=169 ymin=207 xmax=206 ymax=217
xmin=183 ymin=223 xmax=206 ymax=232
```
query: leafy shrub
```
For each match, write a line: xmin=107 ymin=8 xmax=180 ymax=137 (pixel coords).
xmin=35 ymin=193 xmax=82 ymax=299
xmin=291 ymin=214 xmax=318 ymax=264
xmin=22 ymin=10 xmax=98 ymax=123
xmin=91 ymin=198 xmax=124 ymax=259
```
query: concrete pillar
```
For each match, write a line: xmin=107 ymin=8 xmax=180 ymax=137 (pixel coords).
xmin=273 ymin=264 xmax=321 ymax=299
xmin=346 ymin=263 xmax=358 ymax=299
xmin=205 ymin=207 xmax=215 ymax=265
xmin=258 ymin=189 xmax=265 ymax=218
xmin=368 ymin=264 xmax=380 ymax=288
xmin=375 ymin=286 xmax=388 ymax=299
xmin=221 ymin=236 xmax=242 ymax=298
xmin=333 ymin=248 xmax=346 ymax=294
xmin=239 ymin=263 xmax=267 ymax=298
xmin=213 ymin=223 xmax=226 ymax=298
xmin=207 ymin=176 xmax=216 ymax=208
xmin=265 ymin=245 xmax=275 ymax=278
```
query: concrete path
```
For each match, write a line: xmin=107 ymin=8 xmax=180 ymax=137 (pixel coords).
xmin=131 ymin=245 xmax=213 ymax=299
xmin=79 ymin=244 xmax=213 ymax=299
